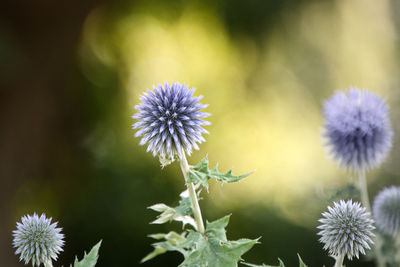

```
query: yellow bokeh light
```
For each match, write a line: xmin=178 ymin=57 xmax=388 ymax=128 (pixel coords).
xmin=81 ymin=0 xmax=398 ymax=225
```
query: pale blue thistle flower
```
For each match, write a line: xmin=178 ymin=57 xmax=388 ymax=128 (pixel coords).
xmin=317 ymin=200 xmax=375 ymax=260
xmin=323 ymin=88 xmax=393 ymax=170
xmin=132 ymin=82 xmax=210 ymax=162
xmin=373 ymin=186 xmax=400 ymax=236
xmin=13 ymin=213 xmax=64 ymax=266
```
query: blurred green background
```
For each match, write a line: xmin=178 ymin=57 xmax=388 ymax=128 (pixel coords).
xmin=1 ymin=0 xmax=400 ymax=266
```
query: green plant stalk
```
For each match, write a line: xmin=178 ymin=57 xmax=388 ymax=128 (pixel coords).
xmin=395 ymin=234 xmax=400 ymax=265
xmin=180 ymin=151 xmax=205 ymax=234
xmin=357 ymin=170 xmax=370 ymax=210
xmin=357 ymin=170 xmax=385 ymax=267
xmin=374 ymin=234 xmax=386 ymax=267
xmin=333 ymin=254 xmax=344 ymax=267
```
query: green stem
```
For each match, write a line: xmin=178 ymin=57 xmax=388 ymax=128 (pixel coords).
xmin=357 ymin=170 xmax=385 ymax=267
xmin=395 ymin=234 xmax=400 ymax=265
xmin=333 ymin=254 xmax=344 ymax=267
xmin=375 ymin=234 xmax=386 ymax=267
xmin=179 ymin=151 xmax=205 ymax=234
xmin=357 ymin=170 xmax=370 ymax=210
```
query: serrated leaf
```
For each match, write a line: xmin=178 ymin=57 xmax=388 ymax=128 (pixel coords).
xmin=73 ymin=240 xmax=102 ymax=267
xmin=164 ymin=231 xmax=187 ymax=245
xmin=179 ymin=215 xmax=259 ymax=267
xmin=148 ymin=202 xmax=197 ymax=230
xmin=143 ymin=215 xmax=258 ymax=265
xmin=206 ymin=214 xmax=230 ymax=240
xmin=243 ymin=255 xmax=307 ymax=267
xmin=148 ymin=233 xmax=167 ymax=240
xmin=241 ymin=258 xmax=285 ymax=267
xmin=148 ymin=203 xmax=170 ymax=212
xmin=174 ymin=195 xmax=192 ymax=216
xmin=297 ymin=254 xmax=307 ymax=267
xmin=241 ymin=263 xmax=267 ymax=267
xmin=148 ymin=189 xmax=196 ymax=229
xmin=141 ymin=246 xmax=167 ymax=263
xmin=141 ymin=231 xmax=188 ymax=263
xmin=188 ymin=156 xmax=254 ymax=190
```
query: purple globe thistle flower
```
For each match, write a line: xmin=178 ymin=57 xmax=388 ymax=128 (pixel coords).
xmin=323 ymin=88 xmax=393 ymax=170
xmin=132 ymin=82 xmax=210 ymax=162
xmin=317 ymin=200 xmax=375 ymax=260
xmin=373 ymin=186 xmax=400 ymax=236
xmin=13 ymin=213 xmax=64 ymax=266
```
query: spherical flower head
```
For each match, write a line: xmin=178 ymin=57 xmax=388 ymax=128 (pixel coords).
xmin=13 ymin=213 xmax=64 ymax=266
xmin=317 ymin=200 xmax=375 ymax=260
xmin=373 ymin=186 xmax=400 ymax=236
xmin=132 ymin=82 xmax=210 ymax=162
xmin=322 ymin=88 xmax=393 ymax=171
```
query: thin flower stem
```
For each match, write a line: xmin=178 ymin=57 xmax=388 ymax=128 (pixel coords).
xmin=357 ymin=170 xmax=385 ymax=267
xmin=333 ymin=254 xmax=344 ymax=267
xmin=374 ymin=234 xmax=385 ymax=267
xmin=357 ymin=170 xmax=370 ymax=210
xmin=395 ymin=234 xmax=400 ymax=265
xmin=179 ymin=151 xmax=205 ymax=234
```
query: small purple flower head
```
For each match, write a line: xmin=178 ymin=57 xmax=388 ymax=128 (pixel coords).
xmin=323 ymin=88 xmax=393 ymax=170
xmin=373 ymin=186 xmax=400 ymax=236
xmin=317 ymin=200 xmax=375 ymax=260
xmin=13 ymin=213 xmax=64 ymax=266
xmin=132 ymin=82 xmax=210 ymax=162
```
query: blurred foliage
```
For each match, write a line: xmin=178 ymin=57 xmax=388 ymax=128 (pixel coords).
xmin=2 ymin=0 xmax=400 ymax=266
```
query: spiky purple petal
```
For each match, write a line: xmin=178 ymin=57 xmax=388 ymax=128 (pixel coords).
xmin=373 ymin=186 xmax=400 ymax=236
xmin=132 ymin=82 xmax=210 ymax=161
xmin=322 ymin=88 xmax=393 ymax=170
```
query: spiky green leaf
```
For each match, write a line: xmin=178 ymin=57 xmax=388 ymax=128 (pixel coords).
xmin=179 ymin=215 xmax=259 ymax=267
xmin=174 ymin=195 xmax=192 ymax=216
xmin=143 ymin=215 xmax=258 ymax=266
xmin=241 ymin=258 xmax=285 ymax=267
xmin=148 ymin=188 xmax=196 ymax=229
xmin=242 ymin=255 xmax=307 ymax=267
xmin=188 ymin=156 xmax=254 ymax=190
xmin=73 ymin=240 xmax=102 ymax=267
xmin=141 ymin=231 xmax=187 ymax=263
xmin=141 ymin=246 xmax=167 ymax=263
xmin=298 ymin=254 xmax=308 ymax=267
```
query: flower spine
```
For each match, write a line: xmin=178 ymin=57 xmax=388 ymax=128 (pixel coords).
xmin=132 ymin=82 xmax=210 ymax=164
xmin=317 ymin=200 xmax=375 ymax=260
xmin=13 ymin=213 xmax=64 ymax=266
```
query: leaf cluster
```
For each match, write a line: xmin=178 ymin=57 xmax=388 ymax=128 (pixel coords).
xmin=143 ymin=215 xmax=258 ymax=267
xmin=144 ymin=155 xmax=256 ymax=266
